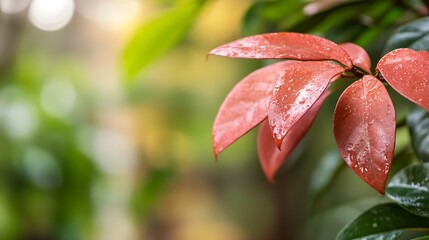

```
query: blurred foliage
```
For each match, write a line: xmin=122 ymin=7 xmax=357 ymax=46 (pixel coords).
xmin=122 ymin=0 xmax=205 ymax=82
xmin=1 ymin=0 xmax=429 ymax=240
xmin=407 ymin=106 xmax=429 ymax=162
xmin=0 ymin=50 xmax=96 ymax=239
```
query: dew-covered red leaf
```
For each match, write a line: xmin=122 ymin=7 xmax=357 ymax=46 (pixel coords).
xmin=377 ymin=48 xmax=429 ymax=112
xmin=268 ymin=61 xmax=344 ymax=147
xmin=258 ymin=92 xmax=329 ymax=182
xmin=333 ymin=75 xmax=396 ymax=194
xmin=212 ymin=61 xmax=291 ymax=157
xmin=209 ymin=32 xmax=353 ymax=69
xmin=340 ymin=42 xmax=371 ymax=74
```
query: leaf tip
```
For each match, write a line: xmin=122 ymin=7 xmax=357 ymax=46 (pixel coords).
xmin=212 ymin=140 xmax=223 ymax=159
xmin=373 ymin=179 xmax=387 ymax=195
xmin=267 ymin=175 xmax=276 ymax=183
xmin=208 ymin=47 xmax=223 ymax=57
xmin=274 ymin=136 xmax=284 ymax=150
xmin=261 ymin=164 xmax=278 ymax=183
xmin=213 ymin=151 xmax=219 ymax=160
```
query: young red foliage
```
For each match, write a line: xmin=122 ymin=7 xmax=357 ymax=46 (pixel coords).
xmin=333 ymin=76 xmax=396 ymax=194
xmin=377 ymin=48 xmax=429 ymax=112
xmin=258 ymin=91 xmax=330 ymax=182
xmin=213 ymin=61 xmax=290 ymax=157
xmin=209 ymin=32 xmax=429 ymax=193
xmin=339 ymin=43 xmax=371 ymax=74
xmin=209 ymin=32 xmax=353 ymax=69
xmin=268 ymin=61 xmax=343 ymax=147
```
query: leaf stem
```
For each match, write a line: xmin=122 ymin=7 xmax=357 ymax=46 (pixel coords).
xmin=353 ymin=66 xmax=370 ymax=76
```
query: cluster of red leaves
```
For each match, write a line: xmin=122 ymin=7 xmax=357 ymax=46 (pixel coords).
xmin=210 ymin=32 xmax=429 ymax=194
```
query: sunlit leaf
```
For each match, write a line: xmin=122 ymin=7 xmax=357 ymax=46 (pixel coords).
xmin=334 ymin=75 xmax=395 ymax=194
xmin=407 ymin=106 xmax=429 ymax=162
xmin=377 ymin=48 xmax=429 ymax=112
xmin=212 ymin=61 xmax=290 ymax=157
xmin=122 ymin=1 xmax=201 ymax=80
xmin=386 ymin=163 xmax=429 ymax=217
xmin=340 ymin=42 xmax=371 ymax=74
xmin=258 ymin=91 xmax=329 ymax=182
xmin=383 ymin=17 xmax=429 ymax=53
xmin=268 ymin=61 xmax=344 ymax=147
xmin=336 ymin=203 xmax=429 ymax=240
xmin=209 ymin=32 xmax=353 ymax=69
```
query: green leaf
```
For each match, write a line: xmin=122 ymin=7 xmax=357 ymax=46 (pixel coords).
xmin=383 ymin=17 xmax=429 ymax=54
xmin=386 ymin=163 xmax=429 ymax=217
xmin=407 ymin=106 xmax=429 ymax=162
xmin=242 ymin=0 xmax=305 ymax=35
xmin=289 ymin=0 xmax=372 ymax=34
xmin=354 ymin=7 xmax=403 ymax=48
xmin=122 ymin=1 xmax=202 ymax=80
xmin=336 ymin=203 xmax=429 ymax=240
xmin=308 ymin=151 xmax=344 ymax=204
xmin=132 ymin=168 xmax=174 ymax=215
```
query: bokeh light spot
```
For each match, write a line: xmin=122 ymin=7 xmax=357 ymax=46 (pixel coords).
xmin=3 ymin=101 xmax=38 ymax=139
xmin=40 ymin=79 xmax=76 ymax=118
xmin=92 ymin=129 xmax=139 ymax=175
xmin=0 ymin=0 xmax=31 ymax=14
xmin=28 ymin=0 xmax=75 ymax=31
xmin=24 ymin=147 xmax=63 ymax=189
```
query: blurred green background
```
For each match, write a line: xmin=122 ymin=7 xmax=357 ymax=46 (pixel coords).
xmin=0 ymin=0 xmax=420 ymax=239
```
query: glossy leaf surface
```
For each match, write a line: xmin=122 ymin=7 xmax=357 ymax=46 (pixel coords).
xmin=407 ymin=106 xmax=429 ymax=162
xmin=212 ymin=61 xmax=290 ymax=157
xmin=336 ymin=203 xmax=429 ymax=240
xmin=268 ymin=61 xmax=344 ymax=147
xmin=386 ymin=163 xmax=429 ymax=217
xmin=122 ymin=1 xmax=201 ymax=79
xmin=334 ymin=75 xmax=395 ymax=194
xmin=339 ymin=42 xmax=371 ymax=74
xmin=377 ymin=48 xmax=429 ymax=112
xmin=383 ymin=17 xmax=429 ymax=54
xmin=258 ymin=92 xmax=329 ymax=181
xmin=209 ymin=32 xmax=353 ymax=69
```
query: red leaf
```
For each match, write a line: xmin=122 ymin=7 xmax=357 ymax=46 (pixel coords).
xmin=212 ymin=61 xmax=291 ymax=157
xmin=377 ymin=48 xmax=429 ymax=112
xmin=258 ymin=91 xmax=330 ymax=182
xmin=209 ymin=32 xmax=353 ymax=69
xmin=333 ymin=75 xmax=396 ymax=194
xmin=340 ymin=43 xmax=371 ymax=74
xmin=268 ymin=61 xmax=344 ymax=147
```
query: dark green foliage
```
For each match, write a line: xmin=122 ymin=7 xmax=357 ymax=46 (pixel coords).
xmin=386 ymin=163 xmax=429 ymax=217
xmin=407 ymin=106 xmax=429 ymax=162
xmin=383 ymin=17 xmax=429 ymax=53
xmin=337 ymin=203 xmax=429 ymax=240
